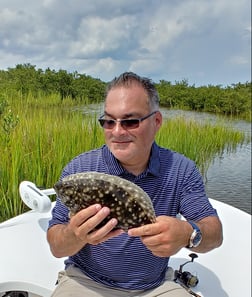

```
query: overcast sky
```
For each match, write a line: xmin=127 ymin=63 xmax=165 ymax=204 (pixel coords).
xmin=0 ymin=0 xmax=251 ymax=86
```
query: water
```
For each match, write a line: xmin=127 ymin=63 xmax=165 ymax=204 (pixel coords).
xmin=159 ymin=109 xmax=251 ymax=214
xmin=82 ymin=105 xmax=252 ymax=214
xmin=205 ymin=142 xmax=251 ymax=214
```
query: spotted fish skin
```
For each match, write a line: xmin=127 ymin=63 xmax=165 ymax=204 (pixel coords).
xmin=54 ymin=172 xmax=156 ymax=231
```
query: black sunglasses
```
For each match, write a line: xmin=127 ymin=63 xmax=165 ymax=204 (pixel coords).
xmin=98 ymin=111 xmax=157 ymax=130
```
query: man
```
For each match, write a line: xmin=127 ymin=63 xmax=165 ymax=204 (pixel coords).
xmin=47 ymin=72 xmax=223 ymax=297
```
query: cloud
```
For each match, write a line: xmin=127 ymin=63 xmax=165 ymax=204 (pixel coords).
xmin=68 ymin=15 xmax=136 ymax=59
xmin=0 ymin=0 xmax=250 ymax=85
xmin=229 ymin=55 xmax=250 ymax=66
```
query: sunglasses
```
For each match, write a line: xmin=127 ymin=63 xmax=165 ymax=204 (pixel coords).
xmin=98 ymin=111 xmax=157 ymax=130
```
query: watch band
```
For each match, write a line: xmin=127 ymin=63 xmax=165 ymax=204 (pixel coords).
xmin=186 ymin=221 xmax=202 ymax=248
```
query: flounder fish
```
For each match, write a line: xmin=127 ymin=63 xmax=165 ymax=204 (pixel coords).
xmin=54 ymin=172 xmax=156 ymax=231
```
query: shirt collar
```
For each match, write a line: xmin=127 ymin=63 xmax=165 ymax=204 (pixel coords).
xmin=148 ymin=142 xmax=160 ymax=176
xmin=102 ymin=142 xmax=160 ymax=177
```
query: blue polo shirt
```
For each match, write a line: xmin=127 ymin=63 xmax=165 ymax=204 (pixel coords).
xmin=48 ymin=142 xmax=217 ymax=290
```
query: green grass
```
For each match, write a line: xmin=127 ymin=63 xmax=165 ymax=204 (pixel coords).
xmin=156 ymin=117 xmax=246 ymax=174
xmin=0 ymin=94 xmax=248 ymax=222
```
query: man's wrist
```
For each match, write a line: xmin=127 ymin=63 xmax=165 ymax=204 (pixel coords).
xmin=186 ymin=221 xmax=202 ymax=248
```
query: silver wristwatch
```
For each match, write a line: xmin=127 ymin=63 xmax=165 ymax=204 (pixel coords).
xmin=186 ymin=221 xmax=202 ymax=248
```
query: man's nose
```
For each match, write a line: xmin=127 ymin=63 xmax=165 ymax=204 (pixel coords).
xmin=112 ymin=121 xmax=127 ymax=133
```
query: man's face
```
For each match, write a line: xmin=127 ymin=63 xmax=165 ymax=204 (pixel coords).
xmin=103 ymin=83 xmax=162 ymax=171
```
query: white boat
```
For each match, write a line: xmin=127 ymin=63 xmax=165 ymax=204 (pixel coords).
xmin=0 ymin=181 xmax=251 ymax=297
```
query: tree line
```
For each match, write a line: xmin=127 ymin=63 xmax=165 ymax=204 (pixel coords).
xmin=0 ymin=63 xmax=251 ymax=119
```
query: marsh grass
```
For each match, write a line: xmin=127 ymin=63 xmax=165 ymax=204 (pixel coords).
xmin=0 ymin=95 xmax=248 ymax=222
xmin=156 ymin=117 xmax=246 ymax=174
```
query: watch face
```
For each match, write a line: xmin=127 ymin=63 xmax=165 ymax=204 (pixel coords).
xmin=187 ymin=221 xmax=202 ymax=248
xmin=193 ymin=232 xmax=202 ymax=247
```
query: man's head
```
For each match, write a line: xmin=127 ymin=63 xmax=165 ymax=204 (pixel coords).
xmin=105 ymin=72 xmax=160 ymax=111
xmin=99 ymin=72 xmax=162 ymax=175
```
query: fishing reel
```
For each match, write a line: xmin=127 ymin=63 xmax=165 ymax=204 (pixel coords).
xmin=174 ymin=253 xmax=199 ymax=288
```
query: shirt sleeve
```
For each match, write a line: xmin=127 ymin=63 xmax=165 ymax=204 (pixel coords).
xmin=47 ymin=165 xmax=72 ymax=229
xmin=179 ymin=164 xmax=218 ymax=221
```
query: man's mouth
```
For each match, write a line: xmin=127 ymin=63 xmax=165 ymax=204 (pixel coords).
xmin=112 ymin=139 xmax=132 ymax=144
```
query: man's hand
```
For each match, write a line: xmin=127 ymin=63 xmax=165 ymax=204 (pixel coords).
xmin=47 ymin=204 xmax=123 ymax=258
xmin=128 ymin=215 xmax=223 ymax=257
xmin=69 ymin=204 xmax=122 ymax=245
xmin=128 ymin=216 xmax=190 ymax=257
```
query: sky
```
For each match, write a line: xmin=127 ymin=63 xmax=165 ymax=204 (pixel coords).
xmin=0 ymin=0 xmax=251 ymax=86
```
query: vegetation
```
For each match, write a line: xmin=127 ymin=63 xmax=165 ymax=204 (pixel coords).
xmin=157 ymin=118 xmax=246 ymax=175
xmin=0 ymin=64 xmax=250 ymax=222
xmin=0 ymin=95 xmax=103 ymax=221
xmin=0 ymin=64 xmax=251 ymax=120
xmin=156 ymin=79 xmax=251 ymax=121
xmin=0 ymin=64 xmax=106 ymax=103
xmin=0 ymin=93 xmax=248 ymax=222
